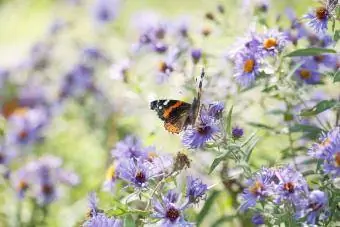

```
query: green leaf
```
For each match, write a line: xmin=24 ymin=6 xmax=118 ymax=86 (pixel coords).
xmin=333 ymin=70 xmax=340 ymax=83
xmin=290 ymin=124 xmax=323 ymax=134
xmin=197 ymin=190 xmax=220 ymax=226
xmin=285 ymin=48 xmax=337 ymax=57
xmin=247 ymin=122 xmax=277 ymax=132
xmin=226 ymin=106 xmax=233 ymax=136
xmin=262 ymin=85 xmax=278 ymax=93
xmin=244 ymin=138 xmax=259 ymax=162
xmin=300 ymin=100 xmax=337 ymax=117
xmin=209 ymin=152 xmax=228 ymax=174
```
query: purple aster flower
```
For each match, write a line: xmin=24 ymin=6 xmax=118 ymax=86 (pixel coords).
xmin=294 ymin=59 xmax=321 ymax=84
xmin=102 ymin=164 xmax=118 ymax=192
xmin=239 ymin=167 xmax=274 ymax=212
xmin=182 ymin=114 xmax=219 ymax=149
xmin=303 ymin=7 xmax=330 ymax=33
xmin=273 ymin=166 xmax=309 ymax=205
xmin=92 ymin=0 xmax=120 ymax=24
xmin=117 ymin=159 xmax=153 ymax=189
xmin=111 ymin=135 xmax=147 ymax=160
xmin=295 ymin=190 xmax=329 ymax=225
xmin=11 ymin=168 xmax=31 ymax=199
xmin=0 ymin=145 xmax=16 ymax=167
xmin=318 ymin=34 xmax=334 ymax=48
xmin=322 ymin=132 xmax=340 ymax=177
xmin=233 ymin=51 xmax=261 ymax=87
xmin=252 ymin=213 xmax=265 ymax=225
xmin=191 ymin=49 xmax=202 ymax=64
xmin=83 ymin=214 xmax=122 ymax=227
xmin=185 ymin=176 xmax=208 ymax=204
xmin=207 ymin=101 xmax=224 ymax=119
xmin=311 ymin=54 xmax=337 ymax=69
xmin=232 ymin=126 xmax=244 ymax=139
xmin=257 ymin=29 xmax=287 ymax=57
xmin=308 ymin=127 xmax=340 ymax=159
xmin=227 ymin=29 xmax=260 ymax=60
xmin=152 ymin=190 xmax=191 ymax=227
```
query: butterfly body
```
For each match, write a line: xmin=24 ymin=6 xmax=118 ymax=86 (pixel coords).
xmin=150 ymin=69 xmax=205 ymax=134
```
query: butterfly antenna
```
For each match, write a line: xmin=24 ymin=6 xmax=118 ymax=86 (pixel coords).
xmin=197 ymin=68 xmax=205 ymax=100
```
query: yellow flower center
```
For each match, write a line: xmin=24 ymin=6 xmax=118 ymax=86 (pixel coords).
xmin=263 ymin=38 xmax=277 ymax=49
xmin=105 ymin=165 xmax=116 ymax=181
xmin=299 ymin=69 xmax=311 ymax=79
xmin=249 ymin=181 xmax=263 ymax=195
xmin=18 ymin=180 xmax=28 ymax=191
xmin=243 ymin=59 xmax=255 ymax=73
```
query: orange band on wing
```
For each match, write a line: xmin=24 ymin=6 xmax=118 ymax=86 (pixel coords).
xmin=164 ymin=122 xmax=181 ymax=134
xmin=162 ymin=101 xmax=183 ymax=119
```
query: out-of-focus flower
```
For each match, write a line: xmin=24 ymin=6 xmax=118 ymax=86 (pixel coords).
xmin=111 ymin=135 xmax=146 ymax=160
xmin=257 ymin=29 xmax=287 ymax=57
xmin=182 ymin=114 xmax=219 ymax=149
xmin=83 ymin=213 xmax=122 ymax=227
xmin=10 ymin=155 xmax=79 ymax=204
xmin=191 ymin=49 xmax=202 ymax=64
xmin=156 ymin=48 xmax=180 ymax=84
xmin=234 ymin=51 xmax=261 ymax=87
xmin=294 ymin=59 xmax=321 ymax=84
xmin=110 ymin=59 xmax=130 ymax=82
xmin=273 ymin=166 xmax=309 ymax=205
xmin=153 ymin=190 xmax=190 ymax=226
xmin=295 ymin=190 xmax=329 ymax=225
xmin=0 ymin=145 xmax=16 ymax=167
xmin=6 ymin=107 xmax=49 ymax=145
xmin=92 ymin=0 xmax=121 ymax=24
xmin=185 ymin=176 xmax=207 ymax=204
xmin=252 ymin=213 xmax=265 ymax=225
xmin=303 ymin=7 xmax=330 ymax=33
xmin=322 ymin=129 xmax=340 ymax=177
xmin=239 ymin=167 xmax=274 ymax=212
xmin=117 ymin=159 xmax=153 ymax=189
xmin=232 ymin=126 xmax=244 ymax=139
xmin=59 ymin=64 xmax=95 ymax=100
xmin=173 ymin=152 xmax=191 ymax=172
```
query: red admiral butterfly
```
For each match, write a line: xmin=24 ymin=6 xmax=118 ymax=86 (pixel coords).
xmin=150 ymin=69 xmax=205 ymax=134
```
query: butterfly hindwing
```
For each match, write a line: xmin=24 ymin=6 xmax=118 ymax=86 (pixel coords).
xmin=150 ymin=100 xmax=191 ymax=133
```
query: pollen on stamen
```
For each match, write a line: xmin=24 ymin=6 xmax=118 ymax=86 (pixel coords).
xmin=334 ymin=152 xmax=340 ymax=167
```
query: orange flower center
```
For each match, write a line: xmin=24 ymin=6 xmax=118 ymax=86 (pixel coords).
xmin=300 ymin=69 xmax=311 ymax=79
xmin=316 ymin=7 xmax=328 ymax=20
xmin=334 ymin=152 xmax=340 ymax=167
xmin=243 ymin=59 xmax=255 ymax=73
xmin=147 ymin=152 xmax=158 ymax=162
xmin=263 ymin=38 xmax=277 ymax=49
xmin=283 ymin=182 xmax=295 ymax=193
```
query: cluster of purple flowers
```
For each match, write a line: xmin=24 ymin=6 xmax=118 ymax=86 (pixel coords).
xmin=99 ymin=135 xmax=208 ymax=226
xmin=308 ymin=127 xmax=340 ymax=177
xmin=10 ymin=155 xmax=79 ymax=205
xmin=182 ymin=101 xmax=224 ymax=149
xmin=152 ymin=176 xmax=207 ymax=226
xmin=240 ymin=166 xmax=329 ymax=225
xmin=228 ymin=28 xmax=287 ymax=87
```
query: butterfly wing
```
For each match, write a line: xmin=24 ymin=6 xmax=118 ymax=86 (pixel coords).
xmin=150 ymin=100 xmax=191 ymax=133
